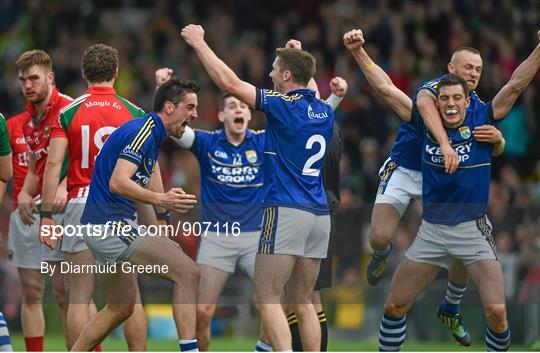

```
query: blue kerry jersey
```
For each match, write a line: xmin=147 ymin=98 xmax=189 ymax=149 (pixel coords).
xmin=256 ymin=88 xmax=334 ymax=215
xmin=414 ymin=102 xmax=498 ymax=225
xmin=390 ymin=74 xmax=485 ymax=171
xmin=191 ymin=128 xmax=265 ymax=231
xmin=81 ymin=113 xmax=167 ymax=224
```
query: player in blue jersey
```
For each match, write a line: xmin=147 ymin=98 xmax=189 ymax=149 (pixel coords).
xmin=344 ymin=28 xmax=540 ymax=352
xmin=182 ymin=25 xmax=333 ymax=351
xmin=361 ymin=37 xmax=505 ymax=346
xmin=63 ymin=78 xmax=201 ymax=352
xmin=160 ymin=61 xmax=346 ymax=351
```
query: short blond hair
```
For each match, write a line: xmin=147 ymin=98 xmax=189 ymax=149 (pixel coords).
xmin=15 ymin=50 xmax=52 ymax=73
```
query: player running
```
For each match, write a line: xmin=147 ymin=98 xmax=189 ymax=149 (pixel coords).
xmin=66 ymin=78 xmax=200 ymax=352
xmin=38 ymin=44 xmax=147 ymax=350
xmin=182 ymin=24 xmax=334 ymax=351
xmin=344 ymin=28 xmax=540 ymax=352
xmin=7 ymin=50 xmax=71 ymax=351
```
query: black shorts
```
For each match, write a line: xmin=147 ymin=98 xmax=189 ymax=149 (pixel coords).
xmin=315 ymin=214 xmax=336 ymax=290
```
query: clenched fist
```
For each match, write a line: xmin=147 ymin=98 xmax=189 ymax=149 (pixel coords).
xmin=343 ymin=29 xmax=365 ymax=51
xmin=181 ymin=24 xmax=205 ymax=48
xmin=329 ymin=77 xmax=348 ymax=98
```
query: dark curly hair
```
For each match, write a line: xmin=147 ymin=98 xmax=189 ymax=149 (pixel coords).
xmin=82 ymin=43 xmax=119 ymax=83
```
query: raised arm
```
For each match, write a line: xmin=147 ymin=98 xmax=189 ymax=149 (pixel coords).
xmin=416 ymin=88 xmax=459 ymax=173
xmin=181 ymin=25 xmax=256 ymax=109
xmin=492 ymin=30 xmax=540 ymax=120
xmin=343 ymin=29 xmax=412 ymax=121
xmin=325 ymin=77 xmax=348 ymax=111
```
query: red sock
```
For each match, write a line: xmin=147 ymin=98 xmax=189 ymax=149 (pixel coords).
xmin=24 ymin=336 xmax=44 ymax=351
xmin=95 ymin=343 xmax=103 ymax=351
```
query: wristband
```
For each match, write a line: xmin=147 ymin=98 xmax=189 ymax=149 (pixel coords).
xmin=40 ymin=210 xmax=53 ymax=219
xmin=363 ymin=62 xmax=375 ymax=71
xmin=156 ymin=211 xmax=170 ymax=223
xmin=325 ymin=93 xmax=344 ymax=111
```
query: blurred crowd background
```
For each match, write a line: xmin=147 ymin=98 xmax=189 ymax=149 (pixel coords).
xmin=0 ymin=0 xmax=539 ymax=344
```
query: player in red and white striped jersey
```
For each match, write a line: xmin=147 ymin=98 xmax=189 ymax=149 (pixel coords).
xmin=10 ymin=49 xmax=71 ymax=352
xmin=39 ymin=44 xmax=148 ymax=350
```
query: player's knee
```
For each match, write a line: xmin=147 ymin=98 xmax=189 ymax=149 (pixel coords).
xmin=108 ymin=303 xmax=135 ymax=321
xmin=196 ymin=304 xmax=215 ymax=326
xmin=52 ymin=282 xmax=69 ymax=306
xmin=384 ymin=302 xmax=410 ymax=318
xmin=485 ymin=304 xmax=507 ymax=331
xmin=370 ymin=225 xmax=392 ymax=250
xmin=22 ymin=280 xmax=44 ymax=304
xmin=291 ymin=303 xmax=312 ymax=318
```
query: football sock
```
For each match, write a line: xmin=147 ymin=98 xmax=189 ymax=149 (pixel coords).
xmin=442 ymin=280 xmax=467 ymax=315
xmin=0 ymin=313 xmax=13 ymax=352
xmin=486 ymin=326 xmax=510 ymax=351
xmin=318 ymin=310 xmax=328 ymax=351
xmin=287 ymin=312 xmax=303 ymax=351
xmin=255 ymin=339 xmax=272 ymax=351
xmin=179 ymin=338 xmax=198 ymax=352
xmin=379 ymin=314 xmax=406 ymax=351
xmin=24 ymin=336 xmax=44 ymax=352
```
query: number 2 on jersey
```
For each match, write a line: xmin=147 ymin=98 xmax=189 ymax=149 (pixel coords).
xmin=81 ymin=125 xmax=117 ymax=168
xmin=302 ymin=134 xmax=326 ymax=177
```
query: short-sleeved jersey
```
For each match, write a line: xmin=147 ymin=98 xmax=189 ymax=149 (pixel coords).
xmin=191 ymin=128 xmax=265 ymax=231
xmin=390 ymin=74 xmax=484 ymax=171
xmin=256 ymin=88 xmax=334 ymax=214
xmin=81 ymin=113 xmax=167 ymax=224
xmin=0 ymin=113 xmax=10 ymax=157
xmin=6 ymin=113 xmax=30 ymax=206
xmin=22 ymin=88 xmax=73 ymax=195
xmin=414 ymin=102 xmax=497 ymax=225
xmin=52 ymin=86 xmax=145 ymax=199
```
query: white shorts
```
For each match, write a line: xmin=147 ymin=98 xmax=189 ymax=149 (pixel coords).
xmin=197 ymin=231 xmax=259 ymax=279
xmin=7 ymin=210 xmax=63 ymax=269
xmin=83 ymin=219 xmax=145 ymax=266
xmin=375 ymin=158 xmax=422 ymax=216
xmin=258 ymin=206 xmax=331 ymax=259
xmin=60 ymin=197 xmax=89 ymax=253
xmin=405 ymin=216 xmax=498 ymax=269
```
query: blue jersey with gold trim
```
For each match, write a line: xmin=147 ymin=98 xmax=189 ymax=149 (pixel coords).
xmin=390 ymin=74 xmax=484 ymax=171
xmin=256 ymin=88 xmax=334 ymax=215
xmin=191 ymin=128 xmax=265 ymax=231
xmin=414 ymin=102 xmax=497 ymax=225
xmin=81 ymin=113 xmax=166 ymax=224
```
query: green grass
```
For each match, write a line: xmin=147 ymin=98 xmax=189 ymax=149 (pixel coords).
xmin=8 ymin=334 xmax=533 ymax=351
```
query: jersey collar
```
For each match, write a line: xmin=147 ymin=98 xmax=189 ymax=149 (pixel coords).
xmin=218 ymin=128 xmax=253 ymax=141
xmin=149 ymin=112 xmax=167 ymax=140
xmin=85 ymin=86 xmax=116 ymax=95
xmin=25 ymin=87 xmax=60 ymax=124
xmin=286 ymin=88 xmax=314 ymax=97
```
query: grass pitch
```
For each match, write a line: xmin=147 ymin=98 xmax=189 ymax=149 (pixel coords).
xmin=9 ymin=334 xmax=533 ymax=351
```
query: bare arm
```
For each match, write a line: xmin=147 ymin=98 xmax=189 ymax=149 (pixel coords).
xmin=343 ymin=30 xmax=412 ymax=121
xmin=0 ymin=154 xmax=11 ymax=182
xmin=492 ymin=30 xmax=540 ymax=120
xmin=472 ymin=125 xmax=506 ymax=157
xmin=181 ymin=25 xmax=257 ymax=109
xmin=40 ymin=137 xmax=68 ymax=213
xmin=416 ymin=89 xmax=459 ymax=173
xmin=109 ymin=159 xmax=197 ymax=213
xmin=18 ymin=153 xmax=39 ymax=225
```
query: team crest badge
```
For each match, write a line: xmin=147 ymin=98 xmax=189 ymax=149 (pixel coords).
xmin=245 ymin=150 xmax=257 ymax=163
xmin=143 ymin=158 xmax=155 ymax=174
xmin=459 ymin=126 xmax=471 ymax=139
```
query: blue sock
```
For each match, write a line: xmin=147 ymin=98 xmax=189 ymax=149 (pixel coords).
xmin=255 ymin=339 xmax=272 ymax=351
xmin=441 ymin=280 xmax=466 ymax=315
xmin=379 ymin=314 xmax=406 ymax=351
xmin=486 ymin=326 xmax=510 ymax=351
xmin=0 ymin=312 xmax=13 ymax=352
xmin=179 ymin=338 xmax=198 ymax=352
